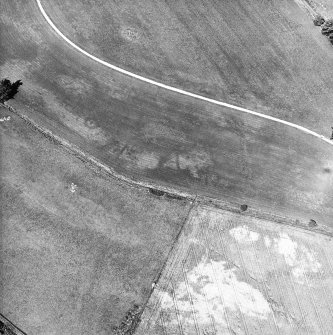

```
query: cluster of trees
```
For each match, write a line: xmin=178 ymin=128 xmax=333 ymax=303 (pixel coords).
xmin=322 ymin=19 xmax=333 ymax=43
xmin=0 ymin=78 xmax=23 ymax=103
xmin=314 ymin=15 xmax=333 ymax=45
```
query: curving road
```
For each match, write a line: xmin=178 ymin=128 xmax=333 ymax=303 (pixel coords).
xmin=2 ymin=1 xmax=333 ymax=334
xmin=39 ymin=0 xmax=333 ymax=136
xmin=36 ymin=0 xmax=332 ymax=146
xmin=1 ymin=0 xmax=333 ymax=226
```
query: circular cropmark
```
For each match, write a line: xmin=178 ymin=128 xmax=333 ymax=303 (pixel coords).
xmin=120 ymin=27 xmax=140 ymax=42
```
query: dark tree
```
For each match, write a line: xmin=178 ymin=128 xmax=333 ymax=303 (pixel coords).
xmin=0 ymin=79 xmax=23 ymax=103
xmin=240 ymin=204 xmax=248 ymax=212
xmin=309 ymin=219 xmax=317 ymax=227
xmin=328 ymin=33 xmax=333 ymax=45
xmin=321 ymin=19 xmax=333 ymax=35
xmin=313 ymin=14 xmax=325 ymax=26
xmin=322 ymin=26 xmax=333 ymax=36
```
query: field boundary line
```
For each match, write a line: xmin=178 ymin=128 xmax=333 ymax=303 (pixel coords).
xmin=0 ymin=313 xmax=28 ymax=335
xmin=36 ymin=0 xmax=333 ymax=146
xmin=1 ymin=103 xmax=194 ymax=200
xmin=2 ymin=102 xmax=333 ymax=238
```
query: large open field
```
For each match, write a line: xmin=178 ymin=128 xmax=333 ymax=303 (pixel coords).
xmin=1 ymin=0 xmax=333 ymax=334
xmin=1 ymin=0 xmax=333 ymax=227
xmin=137 ymin=205 xmax=333 ymax=335
xmin=0 ymin=106 xmax=191 ymax=334
xmin=41 ymin=0 xmax=333 ymax=133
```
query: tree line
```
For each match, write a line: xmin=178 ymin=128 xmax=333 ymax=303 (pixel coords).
xmin=314 ymin=15 xmax=333 ymax=44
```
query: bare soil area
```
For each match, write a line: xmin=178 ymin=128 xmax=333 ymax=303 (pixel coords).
xmin=137 ymin=204 xmax=333 ymax=334
xmin=0 ymin=106 xmax=191 ymax=335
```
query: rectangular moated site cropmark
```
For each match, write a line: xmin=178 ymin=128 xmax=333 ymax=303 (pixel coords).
xmin=136 ymin=206 xmax=333 ymax=335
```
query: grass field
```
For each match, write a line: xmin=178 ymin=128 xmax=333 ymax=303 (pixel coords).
xmin=1 ymin=1 xmax=333 ymax=227
xmin=137 ymin=205 xmax=333 ymax=335
xmin=0 ymin=106 xmax=191 ymax=334
xmin=41 ymin=0 xmax=333 ymax=134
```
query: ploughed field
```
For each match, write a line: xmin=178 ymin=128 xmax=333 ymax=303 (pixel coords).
xmin=138 ymin=205 xmax=333 ymax=335
xmin=42 ymin=0 xmax=333 ymax=134
xmin=1 ymin=0 xmax=333 ymax=226
xmin=0 ymin=106 xmax=191 ymax=335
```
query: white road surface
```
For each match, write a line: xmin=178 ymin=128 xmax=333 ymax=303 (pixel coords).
xmin=36 ymin=0 xmax=333 ymax=146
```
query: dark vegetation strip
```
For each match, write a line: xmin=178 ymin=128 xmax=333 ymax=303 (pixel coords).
xmin=0 ymin=102 xmax=194 ymax=201
xmin=313 ymin=14 xmax=333 ymax=44
xmin=320 ymin=18 xmax=333 ymax=43
xmin=2 ymin=102 xmax=333 ymax=333
xmin=114 ymin=198 xmax=198 ymax=335
xmin=149 ymin=188 xmax=185 ymax=201
xmin=2 ymin=102 xmax=333 ymax=239
xmin=0 ymin=314 xmax=28 ymax=335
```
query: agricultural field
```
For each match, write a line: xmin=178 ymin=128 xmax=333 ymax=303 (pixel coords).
xmin=1 ymin=0 xmax=333 ymax=334
xmin=1 ymin=1 xmax=333 ymax=227
xmin=41 ymin=0 xmax=333 ymax=134
xmin=137 ymin=205 xmax=333 ymax=335
xmin=0 ymin=106 xmax=191 ymax=334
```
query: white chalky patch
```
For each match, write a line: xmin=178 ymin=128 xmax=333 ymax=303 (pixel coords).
xmin=229 ymin=225 xmax=260 ymax=243
xmin=276 ymin=233 xmax=297 ymax=266
xmin=274 ymin=233 xmax=322 ymax=282
xmin=70 ymin=183 xmax=77 ymax=193
xmin=157 ymin=259 xmax=271 ymax=327
xmin=264 ymin=236 xmax=272 ymax=247
xmin=136 ymin=152 xmax=160 ymax=169
xmin=178 ymin=150 xmax=212 ymax=178
xmin=292 ymin=245 xmax=322 ymax=279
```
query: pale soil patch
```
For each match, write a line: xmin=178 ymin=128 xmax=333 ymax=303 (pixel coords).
xmin=137 ymin=205 xmax=333 ymax=335
xmin=120 ymin=27 xmax=140 ymax=42
xmin=0 ymin=59 xmax=35 ymax=80
xmin=274 ymin=233 xmax=322 ymax=283
xmin=41 ymin=91 xmax=109 ymax=146
xmin=229 ymin=225 xmax=260 ymax=243
xmin=136 ymin=151 xmax=160 ymax=170
xmin=162 ymin=149 xmax=213 ymax=178
xmin=0 ymin=116 xmax=11 ymax=122
xmin=178 ymin=150 xmax=213 ymax=178
xmin=56 ymin=74 xmax=92 ymax=96
xmin=143 ymin=122 xmax=187 ymax=144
